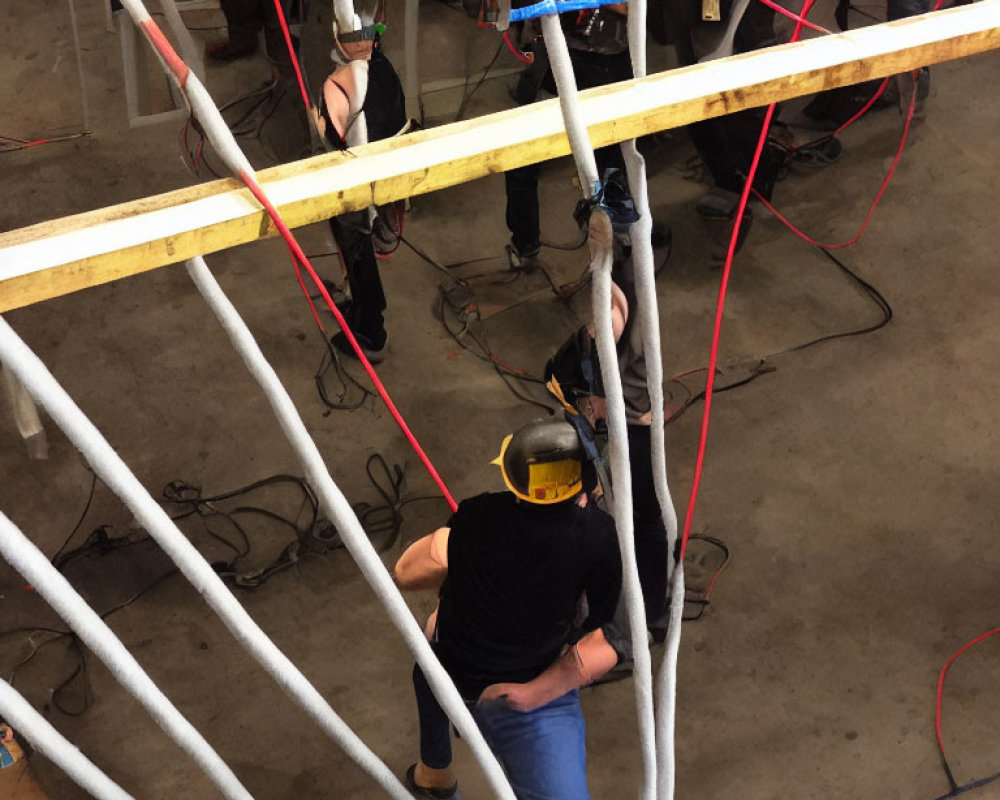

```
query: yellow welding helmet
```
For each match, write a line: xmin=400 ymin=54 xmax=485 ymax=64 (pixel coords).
xmin=491 ymin=420 xmax=584 ymax=505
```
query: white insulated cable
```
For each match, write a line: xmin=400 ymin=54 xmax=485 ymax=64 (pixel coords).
xmin=655 ymin=564 xmax=685 ymax=800
xmin=0 ymin=680 xmax=133 ymax=800
xmin=116 ymin=0 xmax=254 ymax=178
xmin=625 ymin=3 xmax=683 ymax=796
xmin=107 ymin=4 xmax=509 ymax=796
xmin=185 ymin=257 xmax=517 ymax=800
xmin=590 ymin=233 xmax=657 ymax=800
xmin=0 ymin=512 xmax=251 ymax=800
xmin=0 ymin=316 xmax=421 ymax=800
xmin=539 ymin=13 xmax=656 ymax=800
xmin=344 ymin=58 xmax=371 ymax=150
xmin=623 ymin=0 xmax=679 ymax=572
xmin=539 ymin=14 xmax=599 ymax=192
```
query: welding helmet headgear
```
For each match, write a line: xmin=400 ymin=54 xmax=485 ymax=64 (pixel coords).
xmin=490 ymin=420 xmax=584 ymax=505
xmin=331 ymin=0 xmax=384 ymax=61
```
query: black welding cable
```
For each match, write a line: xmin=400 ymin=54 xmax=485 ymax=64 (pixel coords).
xmin=51 ymin=469 xmax=98 ymax=564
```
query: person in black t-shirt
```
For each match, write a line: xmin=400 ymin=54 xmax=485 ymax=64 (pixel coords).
xmin=395 ymin=420 xmax=621 ymax=800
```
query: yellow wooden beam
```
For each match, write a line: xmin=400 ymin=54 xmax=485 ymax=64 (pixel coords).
xmin=1 ymin=3 xmax=998 ymax=311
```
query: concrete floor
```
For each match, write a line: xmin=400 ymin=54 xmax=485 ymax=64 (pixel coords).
xmin=2 ymin=1 xmax=999 ymax=799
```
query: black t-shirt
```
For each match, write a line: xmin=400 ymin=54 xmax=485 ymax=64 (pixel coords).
xmin=320 ymin=49 xmax=406 ymax=150
xmin=434 ymin=492 xmax=621 ymax=699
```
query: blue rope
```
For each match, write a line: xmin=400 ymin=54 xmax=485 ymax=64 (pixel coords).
xmin=509 ymin=0 xmax=624 ymax=23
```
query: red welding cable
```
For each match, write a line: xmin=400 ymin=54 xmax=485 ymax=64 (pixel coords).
xmin=239 ymin=171 xmax=459 ymax=513
xmin=2 ymin=132 xmax=88 ymax=151
xmin=140 ymin=19 xmax=190 ymax=86
xmin=755 ymin=0 xmax=830 ymax=34
xmin=935 ymin=627 xmax=1000 ymax=791
xmin=271 ymin=0 xmax=312 ymax=110
xmin=503 ymin=31 xmax=535 ymax=65
xmin=131 ymin=13 xmax=458 ymax=510
xmin=794 ymin=77 xmax=889 ymax=152
xmin=679 ymin=0 xmax=816 ymax=562
xmin=827 ymin=77 xmax=890 ymax=138
xmin=754 ymin=73 xmax=918 ymax=250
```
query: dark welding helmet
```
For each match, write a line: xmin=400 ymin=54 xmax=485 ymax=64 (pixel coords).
xmin=544 ymin=327 xmax=605 ymax=413
xmin=491 ymin=419 xmax=584 ymax=504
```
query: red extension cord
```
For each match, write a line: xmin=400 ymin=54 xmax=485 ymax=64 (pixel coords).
xmin=935 ymin=628 xmax=1000 ymax=792
xmin=679 ymin=0 xmax=817 ymax=561
xmin=137 ymin=7 xmax=459 ymax=512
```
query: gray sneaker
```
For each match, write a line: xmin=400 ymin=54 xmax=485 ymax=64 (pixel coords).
xmin=505 ymin=243 xmax=540 ymax=272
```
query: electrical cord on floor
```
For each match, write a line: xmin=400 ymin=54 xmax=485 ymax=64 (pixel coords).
xmin=179 ymin=112 xmax=224 ymax=180
xmin=351 ymin=454 xmax=450 ymax=554
xmin=778 ymin=247 xmax=892 ymax=352
xmin=540 ymin=231 xmax=589 ymax=252
xmin=436 ymin=286 xmax=555 ymax=414
xmin=681 ymin=534 xmax=731 ymax=622
xmin=456 ymin=40 xmax=504 ymax=121
xmin=50 ymin=470 xmax=98 ymax=566
xmin=161 ymin=474 xmax=320 ymax=576
xmin=929 ymin=628 xmax=1000 ymax=800
xmin=315 ymin=336 xmax=373 ymax=411
xmin=2 ymin=567 xmax=177 ymax=716
xmin=665 ymin=244 xmax=892 ymax=425
xmin=3 ymin=458 xmax=432 ymax=715
xmin=395 ymin=232 xmax=556 ymax=412
xmin=929 ymin=771 xmax=1000 ymax=800
xmin=0 ymin=131 xmax=90 ymax=153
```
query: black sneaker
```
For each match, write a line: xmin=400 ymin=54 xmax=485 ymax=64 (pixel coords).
xmin=331 ymin=329 xmax=387 ymax=364
xmin=405 ymin=764 xmax=459 ymax=800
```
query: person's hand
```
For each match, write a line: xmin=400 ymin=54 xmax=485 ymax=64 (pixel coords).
xmin=478 ymin=683 xmax=542 ymax=713
xmin=587 ymin=208 xmax=614 ymax=257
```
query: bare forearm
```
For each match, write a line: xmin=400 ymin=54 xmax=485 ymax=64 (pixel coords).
xmin=478 ymin=629 xmax=619 ymax=712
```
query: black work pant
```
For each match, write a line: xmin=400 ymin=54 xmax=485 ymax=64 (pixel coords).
xmin=413 ymin=663 xmax=453 ymax=769
xmin=504 ymin=48 xmax=633 ymax=257
xmin=220 ymin=0 xmax=294 ymax=76
xmin=628 ymin=423 xmax=669 ymax=624
xmin=327 ymin=210 xmax=387 ymax=343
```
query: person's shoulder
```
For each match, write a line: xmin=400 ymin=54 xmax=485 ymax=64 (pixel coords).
xmin=455 ymin=492 xmax=511 ymax=519
xmin=576 ymin=504 xmax=618 ymax=543
xmin=371 ymin=49 xmax=401 ymax=78
xmin=577 ymin=502 xmax=614 ymax=526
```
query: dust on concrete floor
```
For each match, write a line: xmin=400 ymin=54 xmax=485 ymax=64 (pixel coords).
xmin=1 ymin=2 xmax=999 ymax=799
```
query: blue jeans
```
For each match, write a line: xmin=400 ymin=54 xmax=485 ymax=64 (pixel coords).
xmin=472 ymin=691 xmax=590 ymax=800
xmin=413 ymin=666 xmax=591 ymax=800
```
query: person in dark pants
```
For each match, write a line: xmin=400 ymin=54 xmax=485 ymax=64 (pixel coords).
xmin=545 ymin=252 xmax=671 ymax=633
xmin=208 ymin=0 xmax=296 ymax=76
xmin=663 ymin=0 xmax=785 ymax=218
xmin=311 ymin=16 xmax=406 ymax=361
xmin=395 ymin=420 xmax=621 ymax=799
xmin=504 ymin=5 xmax=632 ymax=268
